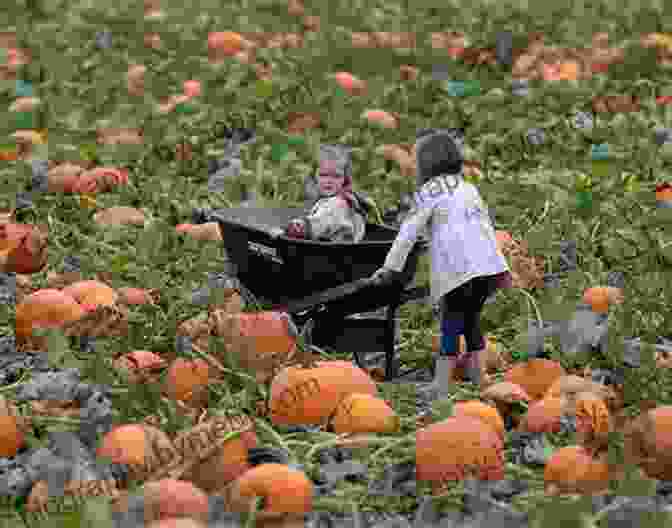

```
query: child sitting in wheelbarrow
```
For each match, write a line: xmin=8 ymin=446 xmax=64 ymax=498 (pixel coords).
xmin=284 ymin=144 xmax=371 ymax=243
xmin=371 ymin=128 xmax=512 ymax=394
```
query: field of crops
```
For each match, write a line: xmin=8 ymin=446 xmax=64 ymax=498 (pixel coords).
xmin=2 ymin=0 xmax=672 ymax=526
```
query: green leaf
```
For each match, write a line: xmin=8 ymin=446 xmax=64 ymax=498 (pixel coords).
xmin=271 ymin=143 xmax=289 ymax=161
xmin=254 ymin=79 xmax=273 ymax=98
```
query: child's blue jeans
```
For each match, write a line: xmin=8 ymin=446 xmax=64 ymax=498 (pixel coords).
xmin=439 ymin=274 xmax=502 ymax=357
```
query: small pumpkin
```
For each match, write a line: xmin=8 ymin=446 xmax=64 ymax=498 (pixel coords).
xmin=93 ymin=206 xmax=146 ymax=227
xmin=141 ymin=479 xmax=210 ymax=523
xmin=329 ymin=393 xmax=399 ymax=434
xmin=333 ymin=72 xmax=367 ymax=96
xmin=0 ymin=396 xmax=25 ymax=458
xmin=544 ymin=445 xmax=611 ymax=495
xmin=416 ymin=415 xmax=505 ymax=486
xmin=163 ymin=358 xmax=210 ymax=406
xmin=228 ymin=463 xmax=313 ymax=515
xmin=62 ymin=280 xmax=118 ymax=308
xmin=269 ymin=360 xmax=378 ymax=426
xmin=117 ymin=287 xmax=159 ymax=306
xmin=15 ymin=289 xmax=87 ymax=340
xmin=97 ymin=424 xmax=178 ymax=480
xmin=503 ymin=358 xmax=566 ymax=401
xmin=583 ymin=286 xmax=623 ymax=313
xmin=113 ymin=350 xmax=166 ymax=384
xmin=0 ymin=222 xmax=48 ymax=274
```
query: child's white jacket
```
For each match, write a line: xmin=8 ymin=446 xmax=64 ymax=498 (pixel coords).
xmin=383 ymin=173 xmax=509 ymax=303
xmin=303 ymin=194 xmax=366 ymax=243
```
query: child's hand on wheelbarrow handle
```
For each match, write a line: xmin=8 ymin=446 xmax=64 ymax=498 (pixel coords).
xmin=369 ymin=267 xmax=401 ymax=286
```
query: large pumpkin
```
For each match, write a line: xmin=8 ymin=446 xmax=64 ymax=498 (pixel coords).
xmin=416 ymin=415 xmax=504 ymax=486
xmin=15 ymin=289 xmax=86 ymax=340
xmin=269 ymin=360 xmax=378 ymax=426
xmin=453 ymin=400 xmax=505 ymax=439
xmin=504 ymin=358 xmax=566 ymax=400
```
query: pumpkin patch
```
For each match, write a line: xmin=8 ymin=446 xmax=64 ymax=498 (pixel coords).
xmin=1 ymin=2 xmax=672 ymax=525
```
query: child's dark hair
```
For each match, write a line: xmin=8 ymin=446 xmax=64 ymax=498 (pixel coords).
xmin=416 ymin=133 xmax=463 ymax=183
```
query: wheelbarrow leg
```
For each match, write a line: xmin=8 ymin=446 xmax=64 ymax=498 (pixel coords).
xmin=384 ymin=303 xmax=400 ymax=380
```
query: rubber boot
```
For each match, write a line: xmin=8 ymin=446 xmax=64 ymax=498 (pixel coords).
xmin=431 ymin=356 xmax=457 ymax=399
xmin=463 ymin=349 xmax=488 ymax=387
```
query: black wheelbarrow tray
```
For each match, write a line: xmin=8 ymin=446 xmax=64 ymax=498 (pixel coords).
xmin=213 ymin=207 xmax=430 ymax=380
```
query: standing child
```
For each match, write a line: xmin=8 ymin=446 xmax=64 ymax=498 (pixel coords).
xmin=371 ymin=129 xmax=512 ymax=394
xmin=285 ymin=144 xmax=370 ymax=243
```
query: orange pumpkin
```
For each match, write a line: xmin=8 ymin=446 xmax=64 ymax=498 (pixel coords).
xmin=208 ymin=31 xmax=246 ymax=57
xmin=229 ymin=463 xmax=313 ymax=515
xmin=62 ymin=280 xmax=118 ymax=309
xmin=269 ymin=360 xmax=378 ymax=426
xmin=520 ymin=396 xmax=567 ymax=434
xmin=453 ymin=400 xmax=505 ymax=439
xmin=583 ymin=286 xmax=623 ymax=313
xmin=97 ymin=424 xmax=177 ymax=478
xmin=0 ymin=222 xmax=48 ymax=274
xmin=180 ymin=424 xmax=257 ymax=492
xmin=0 ymin=413 xmax=24 ymax=458
xmin=330 ymin=393 xmax=399 ymax=434
xmin=163 ymin=358 xmax=210 ymax=404
xmin=544 ymin=445 xmax=611 ymax=495
xmin=15 ymin=289 xmax=87 ymax=339
xmin=504 ymin=359 xmax=566 ymax=401
xmin=141 ymin=479 xmax=209 ymax=522
xmin=416 ymin=415 xmax=505 ymax=485
xmin=114 ymin=350 xmax=166 ymax=383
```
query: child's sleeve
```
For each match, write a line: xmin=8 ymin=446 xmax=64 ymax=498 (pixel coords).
xmin=383 ymin=200 xmax=434 ymax=272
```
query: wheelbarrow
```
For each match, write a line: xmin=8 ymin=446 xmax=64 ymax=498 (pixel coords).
xmin=212 ymin=207 xmax=430 ymax=380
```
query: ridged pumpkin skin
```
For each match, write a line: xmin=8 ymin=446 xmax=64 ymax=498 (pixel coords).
xmin=62 ymin=280 xmax=118 ymax=308
xmin=416 ymin=416 xmax=505 ymax=484
xmin=504 ymin=358 xmax=566 ymax=400
xmin=330 ymin=393 xmax=399 ymax=434
xmin=15 ymin=289 xmax=86 ymax=338
xmin=230 ymin=463 xmax=313 ymax=515
xmin=269 ymin=361 xmax=378 ymax=426
xmin=453 ymin=401 xmax=505 ymax=439
xmin=544 ymin=445 xmax=611 ymax=495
